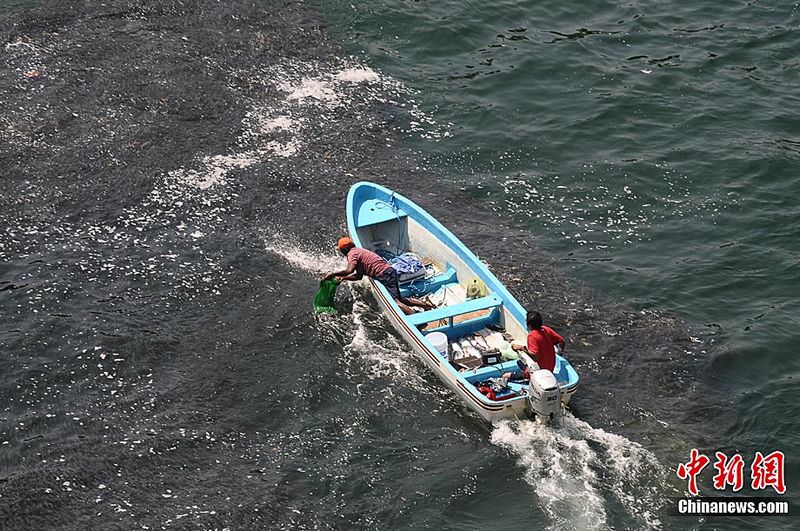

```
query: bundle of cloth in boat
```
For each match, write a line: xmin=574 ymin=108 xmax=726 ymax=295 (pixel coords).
xmin=375 ymin=250 xmax=427 ymax=284
xmin=476 ymin=377 xmax=512 ymax=400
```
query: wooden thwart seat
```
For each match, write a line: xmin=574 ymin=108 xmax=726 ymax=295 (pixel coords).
xmin=406 ymin=295 xmax=503 ymax=327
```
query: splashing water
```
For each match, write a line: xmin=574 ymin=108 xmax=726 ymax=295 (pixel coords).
xmin=264 ymin=239 xmax=344 ymax=274
xmin=264 ymin=238 xmax=424 ymax=386
xmin=344 ymin=298 xmax=426 ymax=387
xmin=491 ymin=414 xmax=666 ymax=531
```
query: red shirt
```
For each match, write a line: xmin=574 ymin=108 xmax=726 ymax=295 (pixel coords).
xmin=347 ymin=247 xmax=391 ymax=278
xmin=527 ymin=326 xmax=564 ymax=372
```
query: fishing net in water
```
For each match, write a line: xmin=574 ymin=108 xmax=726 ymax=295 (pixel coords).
xmin=313 ymin=279 xmax=340 ymax=314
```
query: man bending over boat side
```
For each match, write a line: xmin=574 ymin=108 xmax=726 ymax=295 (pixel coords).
xmin=323 ymin=237 xmax=434 ymax=315
xmin=503 ymin=311 xmax=565 ymax=378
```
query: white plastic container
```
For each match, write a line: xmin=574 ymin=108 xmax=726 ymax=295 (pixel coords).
xmin=426 ymin=332 xmax=449 ymax=359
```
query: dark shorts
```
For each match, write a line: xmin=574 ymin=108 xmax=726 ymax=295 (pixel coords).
xmin=375 ymin=267 xmax=401 ymax=300
xmin=508 ymin=360 xmax=530 ymax=381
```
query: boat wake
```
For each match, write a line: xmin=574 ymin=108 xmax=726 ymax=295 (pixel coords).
xmin=491 ymin=414 xmax=666 ymax=531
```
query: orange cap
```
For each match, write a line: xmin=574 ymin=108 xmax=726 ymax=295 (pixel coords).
xmin=336 ymin=236 xmax=353 ymax=250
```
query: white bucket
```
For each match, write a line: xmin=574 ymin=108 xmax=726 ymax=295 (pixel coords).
xmin=426 ymin=331 xmax=449 ymax=358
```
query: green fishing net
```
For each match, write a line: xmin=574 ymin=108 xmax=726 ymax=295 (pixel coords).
xmin=313 ymin=279 xmax=340 ymax=314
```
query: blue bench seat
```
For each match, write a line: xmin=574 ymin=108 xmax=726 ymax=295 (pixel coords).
xmin=463 ymin=360 xmax=522 ymax=382
xmin=405 ymin=294 xmax=503 ymax=327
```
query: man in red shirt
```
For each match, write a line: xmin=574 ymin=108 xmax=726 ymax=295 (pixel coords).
xmin=323 ymin=237 xmax=433 ymax=315
xmin=504 ymin=311 xmax=565 ymax=377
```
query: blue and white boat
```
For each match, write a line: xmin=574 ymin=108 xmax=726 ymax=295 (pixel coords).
xmin=346 ymin=182 xmax=579 ymax=422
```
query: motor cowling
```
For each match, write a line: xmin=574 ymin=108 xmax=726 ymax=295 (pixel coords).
xmin=526 ymin=369 xmax=562 ymax=421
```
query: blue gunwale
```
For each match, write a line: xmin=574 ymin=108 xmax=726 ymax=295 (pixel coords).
xmin=345 ymin=181 xmax=580 ymax=409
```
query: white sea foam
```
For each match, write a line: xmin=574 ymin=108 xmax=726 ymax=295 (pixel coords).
xmin=260 ymin=115 xmax=295 ymax=132
xmin=264 ymin=139 xmax=299 ymax=158
xmin=283 ymin=77 xmax=340 ymax=104
xmin=76 ymin=57 xmax=448 ymax=215
xmin=163 ymin=59 xmax=423 ymax=192
xmin=336 ymin=67 xmax=380 ymax=83
xmin=172 ymin=153 xmax=260 ymax=190
xmin=491 ymin=414 xmax=665 ymax=530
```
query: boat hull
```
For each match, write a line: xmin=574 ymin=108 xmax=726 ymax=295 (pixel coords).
xmin=364 ymin=277 xmax=528 ymax=422
xmin=346 ymin=181 xmax=580 ymax=423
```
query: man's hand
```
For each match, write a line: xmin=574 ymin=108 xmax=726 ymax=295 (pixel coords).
xmin=322 ymin=272 xmax=334 ymax=281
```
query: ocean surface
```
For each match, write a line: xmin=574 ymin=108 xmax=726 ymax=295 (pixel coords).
xmin=1 ymin=0 xmax=797 ymax=529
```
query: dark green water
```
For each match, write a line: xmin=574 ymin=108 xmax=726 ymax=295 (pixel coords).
xmin=315 ymin=1 xmax=800 ymax=353
xmin=313 ymin=0 xmax=800 ymax=526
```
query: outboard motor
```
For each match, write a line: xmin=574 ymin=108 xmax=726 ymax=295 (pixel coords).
xmin=526 ymin=369 xmax=562 ymax=422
